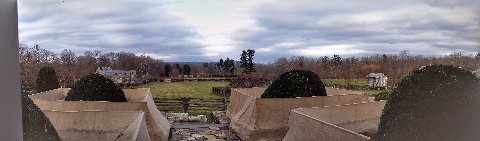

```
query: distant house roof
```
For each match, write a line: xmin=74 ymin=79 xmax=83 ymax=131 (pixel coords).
xmin=96 ymin=67 xmax=136 ymax=77
xmin=366 ymin=73 xmax=386 ymax=78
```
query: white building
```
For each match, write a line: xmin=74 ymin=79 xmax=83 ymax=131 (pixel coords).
xmin=366 ymin=73 xmax=388 ymax=89
xmin=96 ymin=67 xmax=136 ymax=84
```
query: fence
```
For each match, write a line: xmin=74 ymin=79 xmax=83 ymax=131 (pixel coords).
xmin=212 ymin=87 xmax=231 ymax=97
xmin=154 ymin=98 xmax=229 ymax=112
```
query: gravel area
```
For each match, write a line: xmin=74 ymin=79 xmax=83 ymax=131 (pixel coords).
xmin=170 ymin=126 xmax=241 ymax=141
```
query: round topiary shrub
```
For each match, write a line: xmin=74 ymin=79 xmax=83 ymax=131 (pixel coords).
xmin=36 ymin=67 xmax=60 ymax=93
xmin=376 ymin=65 xmax=480 ymax=141
xmin=64 ymin=74 xmax=127 ymax=102
xmin=261 ymin=70 xmax=326 ymax=98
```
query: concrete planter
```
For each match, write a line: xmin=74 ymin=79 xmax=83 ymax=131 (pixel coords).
xmin=29 ymin=88 xmax=170 ymax=141
xmin=227 ymin=87 xmax=369 ymax=141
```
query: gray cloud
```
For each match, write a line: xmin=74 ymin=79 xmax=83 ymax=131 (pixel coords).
xmin=18 ymin=0 xmax=206 ymax=61
xmin=18 ymin=0 xmax=480 ymax=62
xmin=233 ymin=0 xmax=480 ymax=61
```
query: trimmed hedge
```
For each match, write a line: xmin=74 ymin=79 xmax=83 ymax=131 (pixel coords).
xmin=376 ymin=65 xmax=480 ymax=141
xmin=65 ymin=74 xmax=127 ymax=102
xmin=35 ymin=67 xmax=60 ymax=93
xmin=22 ymin=91 xmax=61 ymax=141
xmin=374 ymin=91 xmax=391 ymax=101
xmin=261 ymin=70 xmax=326 ymax=98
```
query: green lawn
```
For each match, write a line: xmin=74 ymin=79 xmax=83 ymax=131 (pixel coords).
xmin=361 ymin=89 xmax=391 ymax=96
xmin=138 ymin=81 xmax=229 ymax=99
xmin=321 ymin=79 xmax=368 ymax=86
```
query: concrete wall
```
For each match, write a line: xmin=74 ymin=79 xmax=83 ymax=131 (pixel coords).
xmin=228 ymin=88 xmax=370 ymax=141
xmin=0 ymin=0 xmax=22 ymax=140
xmin=283 ymin=101 xmax=386 ymax=141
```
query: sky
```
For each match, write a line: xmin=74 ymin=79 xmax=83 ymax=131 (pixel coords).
xmin=18 ymin=0 xmax=480 ymax=62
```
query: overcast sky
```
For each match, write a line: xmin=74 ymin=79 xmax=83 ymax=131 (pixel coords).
xmin=18 ymin=0 xmax=480 ymax=62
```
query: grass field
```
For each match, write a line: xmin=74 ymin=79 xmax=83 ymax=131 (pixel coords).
xmin=137 ymin=81 xmax=229 ymax=99
xmin=321 ymin=79 xmax=368 ymax=86
xmin=136 ymin=81 xmax=229 ymax=122
xmin=140 ymin=79 xmax=385 ymax=98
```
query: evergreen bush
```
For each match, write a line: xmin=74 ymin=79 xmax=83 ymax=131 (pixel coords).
xmin=64 ymin=74 xmax=127 ymax=102
xmin=261 ymin=70 xmax=326 ymax=98
xmin=22 ymin=91 xmax=61 ymax=141
xmin=376 ymin=65 xmax=480 ymax=141
xmin=35 ymin=67 xmax=60 ymax=92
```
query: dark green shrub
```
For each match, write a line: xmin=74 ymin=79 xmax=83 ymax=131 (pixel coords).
xmin=261 ymin=70 xmax=326 ymax=98
xmin=35 ymin=67 xmax=60 ymax=92
xmin=64 ymin=74 xmax=127 ymax=102
xmin=374 ymin=91 xmax=391 ymax=101
xmin=376 ymin=65 xmax=480 ymax=141
xmin=22 ymin=91 xmax=61 ymax=141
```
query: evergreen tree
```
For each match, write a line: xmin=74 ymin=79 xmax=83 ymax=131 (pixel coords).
xmin=216 ymin=59 xmax=225 ymax=75
xmin=240 ymin=49 xmax=256 ymax=74
xmin=240 ymin=50 xmax=248 ymax=73
xmin=183 ymin=64 xmax=191 ymax=75
xmin=223 ymin=58 xmax=236 ymax=76
xmin=36 ymin=67 xmax=60 ymax=92
xmin=246 ymin=49 xmax=256 ymax=73
xmin=164 ymin=64 xmax=172 ymax=77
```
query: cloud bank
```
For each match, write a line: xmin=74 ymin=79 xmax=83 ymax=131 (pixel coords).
xmin=233 ymin=0 xmax=480 ymax=61
xmin=19 ymin=0 xmax=480 ymax=62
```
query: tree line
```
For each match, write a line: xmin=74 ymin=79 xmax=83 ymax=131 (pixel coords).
xmin=19 ymin=43 xmax=480 ymax=87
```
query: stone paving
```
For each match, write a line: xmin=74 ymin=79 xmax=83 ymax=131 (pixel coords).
xmin=170 ymin=126 xmax=241 ymax=141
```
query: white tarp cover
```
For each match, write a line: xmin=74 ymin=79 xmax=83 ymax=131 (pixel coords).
xmin=30 ymin=88 xmax=170 ymax=141
xmin=44 ymin=111 xmax=150 ymax=141
xmin=283 ymin=101 xmax=386 ymax=141
xmin=227 ymin=87 xmax=369 ymax=141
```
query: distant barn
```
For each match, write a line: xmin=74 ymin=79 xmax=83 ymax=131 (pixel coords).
xmin=366 ymin=73 xmax=388 ymax=89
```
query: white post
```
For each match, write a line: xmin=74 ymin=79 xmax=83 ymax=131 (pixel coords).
xmin=0 ymin=0 xmax=23 ymax=140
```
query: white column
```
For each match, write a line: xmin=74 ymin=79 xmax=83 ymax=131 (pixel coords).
xmin=0 ymin=0 xmax=23 ymax=140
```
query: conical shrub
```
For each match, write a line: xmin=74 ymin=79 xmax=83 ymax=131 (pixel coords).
xmin=22 ymin=91 xmax=61 ymax=141
xmin=35 ymin=67 xmax=60 ymax=92
xmin=376 ymin=65 xmax=480 ymax=141
xmin=65 ymin=74 xmax=127 ymax=102
xmin=262 ymin=70 xmax=326 ymax=98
